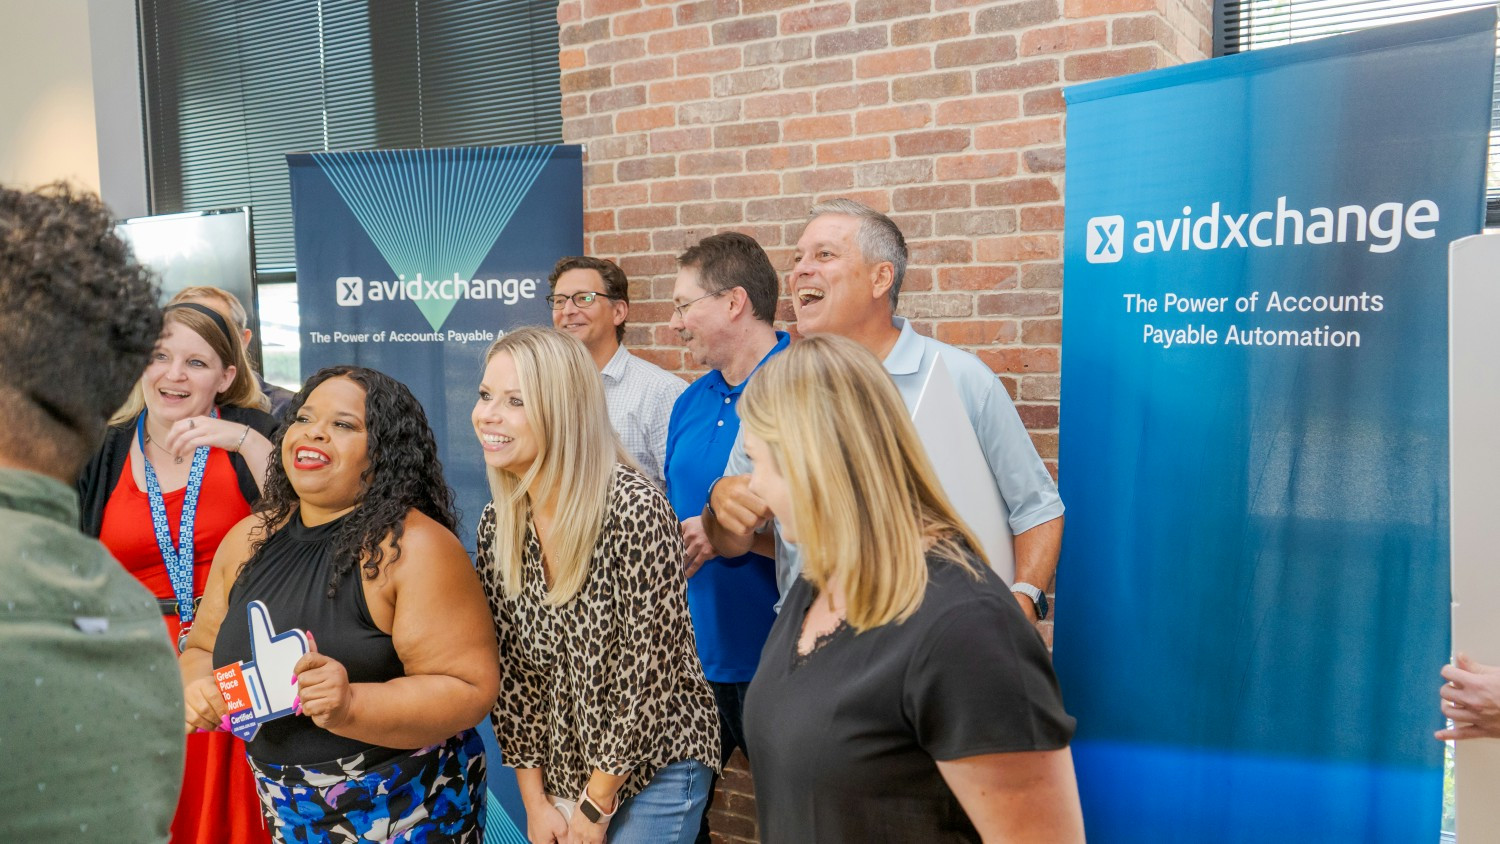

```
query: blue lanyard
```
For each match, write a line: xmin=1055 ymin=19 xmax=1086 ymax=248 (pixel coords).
xmin=135 ymin=409 xmax=217 ymax=633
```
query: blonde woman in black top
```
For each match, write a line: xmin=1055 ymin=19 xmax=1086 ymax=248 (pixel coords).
xmin=738 ymin=334 xmax=1084 ymax=844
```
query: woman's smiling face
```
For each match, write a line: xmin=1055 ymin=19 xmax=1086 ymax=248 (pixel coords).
xmin=283 ymin=376 xmax=371 ymax=511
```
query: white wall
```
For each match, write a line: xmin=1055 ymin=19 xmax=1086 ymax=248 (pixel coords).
xmin=0 ymin=0 xmax=100 ymax=192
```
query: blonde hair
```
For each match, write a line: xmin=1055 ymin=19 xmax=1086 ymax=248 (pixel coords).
xmin=108 ymin=305 xmax=270 ymax=425
xmin=170 ymin=285 xmax=249 ymax=331
xmin=739 ymin=335 xmax=982 ymax=631
xmin=481 ymin=326 xmax=632 ymax=605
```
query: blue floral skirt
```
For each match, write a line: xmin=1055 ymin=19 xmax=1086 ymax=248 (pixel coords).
xmin=247 ymin=728 xmax=485 ymax=843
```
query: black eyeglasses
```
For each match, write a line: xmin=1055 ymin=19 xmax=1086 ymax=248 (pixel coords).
xmin=672 ymin=289 xmax=727 ymax=317
xmin=544 ymin=291 xmax=619 ymax=310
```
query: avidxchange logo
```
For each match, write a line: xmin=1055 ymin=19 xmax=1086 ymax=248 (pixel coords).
xmin=1085 ymin=197 xmax=1440 ymax=263
xmin=336 ymin=273 xmax=539 ymax=306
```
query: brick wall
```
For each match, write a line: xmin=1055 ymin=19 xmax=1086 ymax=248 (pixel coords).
xmin=556 ymin=0 xmax=1211 ymax=839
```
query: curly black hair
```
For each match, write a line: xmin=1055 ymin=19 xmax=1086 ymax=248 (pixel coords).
xmin=0 ymin=183 xmax=160 ymax=475
xmin=245 ymin=365 xmax=458 ymax=597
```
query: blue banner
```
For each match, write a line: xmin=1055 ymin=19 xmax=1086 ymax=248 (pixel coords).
xmin=290 ymin=143 xmax=582 ymax=841
xmin=1055 ymin=11 xmax=1495 ymax=842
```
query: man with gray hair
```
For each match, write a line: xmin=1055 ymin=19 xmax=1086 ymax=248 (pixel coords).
xmin=704 ymin=198 xmax=1065 ymax=624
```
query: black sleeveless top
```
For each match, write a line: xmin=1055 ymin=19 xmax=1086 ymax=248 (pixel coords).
xmin=216 ymin=510 xmax=406 ymax=765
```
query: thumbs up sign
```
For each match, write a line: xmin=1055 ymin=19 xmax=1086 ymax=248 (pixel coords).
xmin=295 ymin=631 xmax=356 ymax=731
xmin=246 ymin=601 xmax=308 ymax=718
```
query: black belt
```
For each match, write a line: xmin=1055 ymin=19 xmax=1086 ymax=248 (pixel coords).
xmin=157 ymin=596 xmax=203 ymax=617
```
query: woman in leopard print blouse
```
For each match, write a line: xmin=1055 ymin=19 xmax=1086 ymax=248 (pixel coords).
xmin=472 ymin=327 xmax=720 ymax=844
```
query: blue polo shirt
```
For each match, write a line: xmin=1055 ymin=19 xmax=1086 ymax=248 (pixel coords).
xmin=664 ymin=331 xmax=789 ymax=684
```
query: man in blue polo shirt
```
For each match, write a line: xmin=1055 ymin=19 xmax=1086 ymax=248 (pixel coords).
xmin=663 ymin=232 xmax=786 ymax=841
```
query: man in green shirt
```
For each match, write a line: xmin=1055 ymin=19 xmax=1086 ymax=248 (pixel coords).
xmin=0 ymin=184 xmax=184 ymax=841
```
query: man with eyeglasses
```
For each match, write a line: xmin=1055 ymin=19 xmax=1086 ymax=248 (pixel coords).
xmin=663 ymin=232 xmax=787 ymax=844
xmin=547 ymin=255 xmax=685 ymax=488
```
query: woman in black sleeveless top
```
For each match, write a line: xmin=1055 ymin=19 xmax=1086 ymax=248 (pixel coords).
xmin=178 ymin=366 xmax=499 ymax=843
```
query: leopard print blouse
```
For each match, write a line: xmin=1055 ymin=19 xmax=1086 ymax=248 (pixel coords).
xmin=477 ymin=463 xmax=721 ymax=803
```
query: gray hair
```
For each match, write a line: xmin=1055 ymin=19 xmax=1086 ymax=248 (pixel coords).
xmin=809 ymin=198 xmax=908 ymax=309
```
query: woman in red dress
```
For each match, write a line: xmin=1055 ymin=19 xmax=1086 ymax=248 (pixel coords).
xmin=78 ymin=302 xmax=277 ymax=843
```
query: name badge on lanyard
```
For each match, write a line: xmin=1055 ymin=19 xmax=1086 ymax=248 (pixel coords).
xmin=136 ymin=410 xmax=217 ymax=651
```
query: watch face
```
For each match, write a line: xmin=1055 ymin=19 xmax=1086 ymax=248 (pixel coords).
xmin=1036 ymin=590 xmax=1050 ymax=620
xmin=579 ymin=796 xmax=602 ymax=823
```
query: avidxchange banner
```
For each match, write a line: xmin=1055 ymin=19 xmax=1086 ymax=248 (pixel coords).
xmin=1055 ymin=11 xmax=1495 ymax=842
xmin=290 ymin=144 xmax=582 ymax=838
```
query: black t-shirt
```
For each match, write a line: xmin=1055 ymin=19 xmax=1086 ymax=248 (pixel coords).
xmin=743 ymin=549 xmax=1075 ymax=843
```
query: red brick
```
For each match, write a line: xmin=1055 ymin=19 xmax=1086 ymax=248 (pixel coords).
xmin=900 ymin=266 xmax=933 ymax=291
xmin=614 ymin=7 xmax=674 ymax=35
xmin=561 ymin=18 xmax=610 ymax=46
xmin=614 ymin=57 xmax=674 ymax=84
xmin=856 ymin=0 xmax=932 ymax=21
xmin=650 ymin=179 xmax=708 ymax=203
xmin=936 ymin=152 xmax=1018 ymax=180
xmin=783 ymin=114 xmax=853 ymax=141
xmin=1030 ymin=430 xmax=1058 ymax=458
xmin=855 ymin=47 xmax=931 ymax=78
xmin=1021 ymin=262 xmax=1063 ymax=288
xmin=583 ymin=209 xmax=614 ymax=231
xmin=560 ymin=67 xmax=611 ymax=94
xmin=855 ymin=159 xmax=932 ymax=186
xmin=977 ymin=0 xmax=1058 ymax=32
xmin=977 ymin=178 xmax=1058 ymax=205
xmin=715 ymin=173 xmax=781 ymax=198
xmin=589 ymin=85 xmax=647 ymax=112
xmin=1064 ymin=47 xmax=1158 ymax=81
xmin=616 ymin=156 xmax=675 ymax=181
xmin=678 ymin=100 xmax=742 ymax=124
xmin=746 ymin=197 xmax=811 ymax=221
xmin=617 ymin=206 xmax=677 ymax=229
xmin=782 ymin=167 xmax=856 ymax=194
xmin=676 ymin=0 xmax=738 ymax=24
xmin=560 ymin=94 xmax=588 ymax=120
xmin=892 ymin=184 xmax=970 ymax=211
xmin=581 ymin=134 xmax=645 ymax=161
xmin=648 ymin=26 xmax=711 ymax=54
xmin=1066 ymin=0 xmax=1154 ymax=14
xmin=583 ymin=0 xmax=640 ymax=16
xmin=748 ymin=145 xmax=815 ymax=169
xmin=977 ymin=59 xmax=1060 ymax=92
xmin=939 ymin=265 xmax=1019 ymax=290
xmin=649 ymin=126 xmax=712 ymax=152
xmin=900 ymin=292 xmax=974 ymax=318
xmin=936 ymin=208 xmax=1017 ymax=235
xmin=742 ymin=0 xmax=803 ymax=10
xmin=891 ymin=13 xmax=969 ymax=45
xmin=744 ymin=37 xmax=812 ymax=66
xmin=682 ymin=201 xmax=743 ymax=225
xmin=936 ymin=319 xmax=1020 ymax=345
xmin=677 ymin=47 xmax=741 ymax=75
xmin=1023 ymin=147 xmax=1066 ymax=172
xmin=1021 ymin=205 xmax=1065 ymax=231
xmin=679 ymin=150 xmax=743 ymax=175
xmin=894 ymin=129 xmax=970 ymax=157
xmin=781 ymin=3 xmax=851 ymax=33
xmin=817 ymin=137 xmax=891 ymax=164
xmin=783 ymin=59 xmax=854 ymax=88
xmin=1112 ymin=15 xmax=1162 ymax=45
xmin=592 ymin=231 xmax=652 ymax=253
xmin=557 ymin=1 xmax=581 ymax=24
xmin=817 ymin=81 xmax=888 ymax=111
xmin=976 ymin=117 xmax=1063 ymax=149
xmin=888 ymin=213 xmax=934 ymax=238
xmin=977 ymin=235 xmax=1059 ymax=262
xmin=935 ymin=94 xmax=1021 ymax=125
xmin=616 ymin=105 xmax=675 ymax=132
xmin=936 ymin=36 xmax=1018 ymax=68
xmin=630 ymin=346 xmax=684 ymax=370
xmin=559 ymin=48 xmax=586 ymax=70
xmin=977 ymin=346 xmax=1059 ymax=373
xmin=1022 ymin=319 xmax=1062 ymax=344
xmin=1021 ymin=22 xmax=1108 ymax=56
xmin=816 ymin=26 xmax=888 ymax=58
xmin=714 ymin=121 xmax=780 ymax=147
xmin=649 ymin=77 xmax=711 ymax=102
xmin=908 ymin=238 xmax=971 ymax=264
xmin=892 ymin=71 xmax=970 ymax=102
xmin=582 ymin=162 xmax=613 ymax=185
xmin=978 ymin=290 xmax=1060 ymax=317
xmin=587 ymin=37 xmax=645 ymax=65
xmin=713 ymin=15 xmax=777 ymax=44
xmin=1018 ymin=373 xmax=1060 ymax=401
xmin=1017 ymin=402 xmax=1060 ymax=428
xmin=589 ymin=184 xmax=650 ymax=207
xmin=743 ymin=91 xmax=814 ymax=119
xmin=1023 ymin=87 xmax=1066 ymax=115
xmin=712 ymin=67 xmax=781 ymax=96
xmin=855 ymin=104 xmax=931 ymax=133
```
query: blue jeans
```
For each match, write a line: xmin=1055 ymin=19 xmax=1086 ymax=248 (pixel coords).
xmin=608 ymin=760 xmax=713 ymax=844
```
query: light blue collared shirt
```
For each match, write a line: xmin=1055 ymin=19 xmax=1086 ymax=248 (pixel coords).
xmin=724 ymin=318 xmax=1065 ymax=604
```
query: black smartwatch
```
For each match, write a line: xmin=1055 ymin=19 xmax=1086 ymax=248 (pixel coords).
xmin=578 ymin=791 xmax=616 ymax=824
xmin=1011 ymin=582 xmax=1049 ymax=620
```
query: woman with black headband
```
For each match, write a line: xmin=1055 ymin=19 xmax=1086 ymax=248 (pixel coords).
xmin=77 ymin=301 xmax=277 ymax=844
